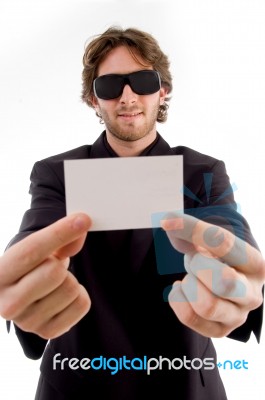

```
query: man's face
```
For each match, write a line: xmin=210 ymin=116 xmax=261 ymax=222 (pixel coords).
xmin=91 ymin=46 xmax=167 ymax=142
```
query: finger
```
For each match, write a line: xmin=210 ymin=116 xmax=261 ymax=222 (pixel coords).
xmin=161 ymin=212 xmax=265 ymax=276
xmin=179 ymin=274 xmax=248 ymax=325
xmin=14 ymin=274 xmax=90 ymax=333
xmin=168 ymin=282 xmax=246 ymax=338
xmin=168 ymin=237 xmax=196 ymax=254
xmin=0 ymin=213 xmax=91 ymax=285
xmin=23 ymin=285 xmax=90 ymax=340
xmin=0 ymin=256 xmax=70 ymax=320
xmin=161 ymin=213 xmax=238 ymax=260
xmin=53 ymin=234 xmax=88 ymax=260
xmin=184 ymin=253 xmax=251 ymax=306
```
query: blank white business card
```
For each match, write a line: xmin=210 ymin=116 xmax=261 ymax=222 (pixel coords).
xmin=64 ymin=155 xmax=183 ymax=231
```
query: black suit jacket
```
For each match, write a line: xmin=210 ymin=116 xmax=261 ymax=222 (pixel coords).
xmin=7 ymin=132 xmax=263 ymax=399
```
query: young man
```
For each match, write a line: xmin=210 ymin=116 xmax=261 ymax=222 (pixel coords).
xmin=0 ymin=26 xmax=264 ymax=399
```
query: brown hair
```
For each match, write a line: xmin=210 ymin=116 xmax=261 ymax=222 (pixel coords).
xmin=81 ymin=26 xmax=172 ymax=122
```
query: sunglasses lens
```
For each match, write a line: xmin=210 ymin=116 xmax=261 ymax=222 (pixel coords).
xmin=94 ymin=75 xmax=124 ymax=100
xmin=130 ymin=71 xmax=161 ymax=95
xmin=94 ymin=70 xmax=161 ymax=100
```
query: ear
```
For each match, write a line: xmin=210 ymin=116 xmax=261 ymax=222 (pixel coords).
xmin=159 ymin=87 xmax=168 ymax=105
xmin=91 ymin=94 xmax=99 ymax=108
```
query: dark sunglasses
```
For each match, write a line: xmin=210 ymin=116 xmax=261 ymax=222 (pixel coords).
xmin=93 ymin=70 xmax=161 ymax=100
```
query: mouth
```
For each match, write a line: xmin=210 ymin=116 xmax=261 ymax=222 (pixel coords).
xmin=118 ymin=112 xmax=143 ymax=119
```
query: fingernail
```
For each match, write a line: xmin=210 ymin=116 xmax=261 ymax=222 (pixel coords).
xmin=203 ymin=226 xmax=224 ymax=248
xmin=161 ymin=217 xmax=184 ymax=231
xmin=72 ymin=215 xmax=88 ymax=230
xmin=168 ymin=283 xmax=186 ymax=302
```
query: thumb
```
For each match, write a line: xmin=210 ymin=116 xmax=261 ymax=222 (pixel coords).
xmin=161 ymin=213 xmax=196 ymax=254
xmin=54 ymin=232 xmax=88 ymax=260
xmin=0 ymin=213 xmax=92 ymax=286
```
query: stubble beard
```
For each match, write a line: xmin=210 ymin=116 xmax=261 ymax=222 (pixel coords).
xmin=99 ymin=101 xmax=160 ymax=142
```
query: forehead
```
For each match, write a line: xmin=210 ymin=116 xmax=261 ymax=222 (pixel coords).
xmin=97 ymin=45 xmax=152 ymax=76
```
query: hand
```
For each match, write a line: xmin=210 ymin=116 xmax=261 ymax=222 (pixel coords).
xmin=0 ymin=213 xmax=92 ymax=339
xmin=161 ymin=213 xmax=265 ymax=338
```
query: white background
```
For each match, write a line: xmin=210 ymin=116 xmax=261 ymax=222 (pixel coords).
xmin=0 ymin=0 xmax=264 ymax=399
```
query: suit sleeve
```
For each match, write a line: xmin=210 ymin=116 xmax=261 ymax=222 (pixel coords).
xmin=6 ymin=159 xmax=66 ymax=360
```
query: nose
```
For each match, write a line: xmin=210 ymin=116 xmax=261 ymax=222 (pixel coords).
xmin=119 ymin=84 xmax=138 ymax=105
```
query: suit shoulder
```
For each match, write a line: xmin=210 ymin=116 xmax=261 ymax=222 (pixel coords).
xmin=171 ymin=145 xmax=222 ymax=168
xmin=30 ymin=145 xmax=92 ymax=184
xmin=38 ymin=145 xmax=92 ymax=165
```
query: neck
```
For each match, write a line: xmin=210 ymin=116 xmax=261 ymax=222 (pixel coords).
xmin=106 ymin=131 xmax=157 ymax=157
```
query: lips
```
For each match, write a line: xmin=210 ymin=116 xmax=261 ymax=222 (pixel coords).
xmin=118 ymin=112 xmax=142 ymax=117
